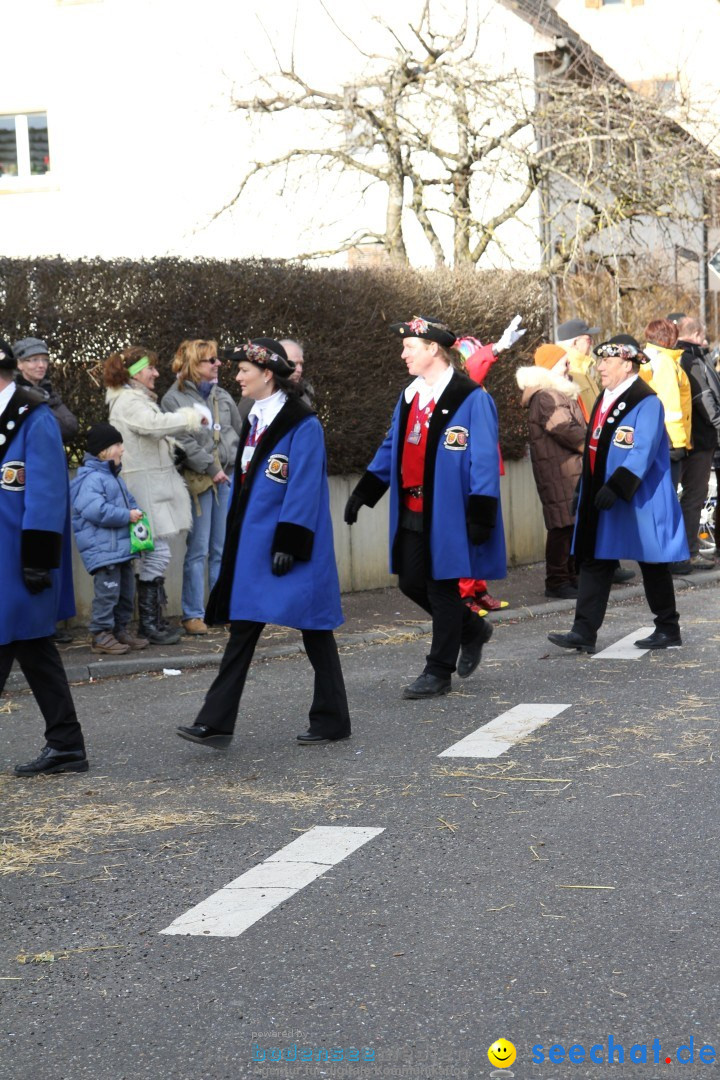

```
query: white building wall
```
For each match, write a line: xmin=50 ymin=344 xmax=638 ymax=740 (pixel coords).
xmin=553 ymin=0 xmax=720 ymax=154
xmin=1 ymin=0 xmax=553 ymax=269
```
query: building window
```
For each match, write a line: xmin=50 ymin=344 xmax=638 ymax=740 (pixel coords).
xmin=0 ymin=113 xmax=50 ymax=178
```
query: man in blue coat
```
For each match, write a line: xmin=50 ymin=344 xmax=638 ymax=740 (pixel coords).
xmin=548 ymin=337 xmax=688 ymax=654
xmin=345 ymin=316 xmax=506 ymax=698
xmin=0 ymin=338 xmax=88 ymax=775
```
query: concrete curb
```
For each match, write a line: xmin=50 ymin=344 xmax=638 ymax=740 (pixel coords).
xmin=8 ymin=569 xmax=720 ymax=690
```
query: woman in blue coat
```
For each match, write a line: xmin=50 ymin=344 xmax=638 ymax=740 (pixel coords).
xmin=345 ymin=316 xmax=506 ymax=699
xmin=176 ymin=339 xmax=350 ymax=749
xmin=549 ymin=337 xmax=688 ymax=654
xmin=0 ymin=337 xmax=87 ymax=776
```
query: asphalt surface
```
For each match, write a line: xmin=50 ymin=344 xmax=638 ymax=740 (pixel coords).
xmin=7 ymin=560 xmax=717 ymax=687
xmin=2 ymin=572 xmax=719 ymax=1080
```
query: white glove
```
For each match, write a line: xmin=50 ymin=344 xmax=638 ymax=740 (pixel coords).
xmin=494 ymin=314 xmax=527 ymax=353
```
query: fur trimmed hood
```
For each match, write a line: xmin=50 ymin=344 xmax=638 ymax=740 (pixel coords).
xmin=516 ymin=365 xmax=581 ymax=406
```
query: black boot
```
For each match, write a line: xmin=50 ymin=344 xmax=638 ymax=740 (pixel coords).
xmin=155 ymin=577 xmax=175 ymax=634
xmin=136 ymin=578 xmax=182 ymax=645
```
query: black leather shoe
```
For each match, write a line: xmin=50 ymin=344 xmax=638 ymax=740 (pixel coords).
xmin=457 ymin=619 xmax=494 ymax=679
xmin=611 ymin=567 xmax=636 ymax=584
xmin=547 ymin=631 xmax=596 ymax=654
xmin=14 ymin=746 xmax=88 ymax=777
xmin=544 ymin=584 xmax=579 ymax=600
xmin=176 ymin=724 xmax=232 ymax=748
xmin=402 ymin=673 xmax=451 ymax=699
xmin=296 ymin=731 xmax=351 ymax=745
xmin=670 ymin=560 xmax=693 ymax=575
xmin=634 ymin=630 xmax=682 ymax=649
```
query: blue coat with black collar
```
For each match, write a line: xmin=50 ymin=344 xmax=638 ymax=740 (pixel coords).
xmin=352 ymin=371 xmax=506 ymax=580
xmin=0 ymin=387 xmax=75 ymax=646
xmin=205 ymin=397 xmax=342 ymax=630
xmin=573 ymin=377 xmax=689 ymax=564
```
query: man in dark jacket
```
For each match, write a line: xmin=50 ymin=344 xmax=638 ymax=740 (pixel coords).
xmin=676 ymin=317 xmax=720 ymax=571
xmin=13 ymin=337 xmax=78 ymax=443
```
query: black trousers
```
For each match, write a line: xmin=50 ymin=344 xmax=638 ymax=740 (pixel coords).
xmin=0 ymin=637 xmax=85 ymax=751
xmin=680 ymin=448 xmax=714 ymax=556
xmin=572 ymin=558 xmax=679 ymax=643
xmin=396 ymin=528 xmax=480 ymax=678
xmin=545 ymin=525 xmax=576 ymax=590
xmin=194 ymin=621 xmax=351 ymax=738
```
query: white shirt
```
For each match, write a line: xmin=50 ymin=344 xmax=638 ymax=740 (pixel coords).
xmin=241 ymin=389 xmax=288 ymax=473
xmin=404 ymin=364 xmax=455 ymax=409
xmin=248 ymin=388 xmax=287 ymax=432
xmin=600 ymin=374 xmax=637 ymax=414
xmin=0 ymin=380 xmax=16 ymax=419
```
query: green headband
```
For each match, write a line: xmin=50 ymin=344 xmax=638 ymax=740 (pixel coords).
xmin=128 ymin=355 xmax=150 ymax=377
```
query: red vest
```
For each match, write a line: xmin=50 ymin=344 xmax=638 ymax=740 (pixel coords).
xmin=401 ymin=393 xmax=435 ymax=510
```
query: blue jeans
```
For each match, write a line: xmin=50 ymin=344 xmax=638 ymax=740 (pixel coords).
xmin=181 ymin=482 xmax=231 ymax=619
xmin=90 ymin=562 xmax=136 ymax=634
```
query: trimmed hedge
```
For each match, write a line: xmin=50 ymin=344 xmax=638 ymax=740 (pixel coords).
xmin=0 ymin=258 xmax=550 ymax=471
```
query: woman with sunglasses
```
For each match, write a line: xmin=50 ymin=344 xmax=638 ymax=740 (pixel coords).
xmin=162 ymin=340 xmax=243 ymax=635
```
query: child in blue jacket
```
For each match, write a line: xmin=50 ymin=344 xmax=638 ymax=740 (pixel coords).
xmin=70 ymin=423 xmax=148 ymax=654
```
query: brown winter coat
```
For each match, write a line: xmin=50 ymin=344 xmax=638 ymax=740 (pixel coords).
xmin=516 ymin=366 xmax=587 ymax=530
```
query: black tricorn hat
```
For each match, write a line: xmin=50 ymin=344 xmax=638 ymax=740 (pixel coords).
xmin=594 ymin=334 xmax=650 ymax=364
xmin=224 ymin=337 xmax=295 ymax=378
xmin=389 ymin=316 xmax=457 ymax=348
xmin=0 ymin=337 xmax=16 ymax=371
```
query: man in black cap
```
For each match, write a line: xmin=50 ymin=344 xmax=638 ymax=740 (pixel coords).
xmin=556 ymin=318 xmax=636 ymax=587
xmin=345 ymin=316 xmax=505 ymax=698
xmin=555 ymin=318 xmax=602 ymax=421
xmin=548 ymin=336 xmax=687 ymax=654
xmin=0 ymin=338 xmax=88 ymax=775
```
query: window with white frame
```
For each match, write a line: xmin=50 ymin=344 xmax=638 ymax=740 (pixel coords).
xmin=0 ymin=113 xmax=50 ymax=178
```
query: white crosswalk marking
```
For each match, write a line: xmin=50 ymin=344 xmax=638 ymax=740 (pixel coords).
xmin=160 ymin=826 xmax=384 ymax=938
xmin=438 ymin=703 xmax=571 ymax=759
xmin=592 ymin=626 xmax=656 ymax=660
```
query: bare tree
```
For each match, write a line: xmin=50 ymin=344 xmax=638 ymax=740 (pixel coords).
xmin=218 ymin=0 xmax=713 ymax=288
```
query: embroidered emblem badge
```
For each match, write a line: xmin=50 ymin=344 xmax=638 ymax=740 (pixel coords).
xmin=613 ymin=426 xmax=634 ymax=448
xmin=1 ymin=461 xmax=26 ymax=490
xmin=443 ymin=426 xmax=469 ymax=451
xmin=265 ymin=453 xmax=289 ymax=483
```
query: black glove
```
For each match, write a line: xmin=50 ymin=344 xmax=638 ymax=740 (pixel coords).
xmin=173 ymin=444 xmax=188 ymax=468
xmin=669 ymin=447 xmax=687 ymax=462
xmin=467 ymin=521 xmax=492 ymax=545
xmin=594 ymin=485 xmax=617 ymax=511
xmin=23 ymin=567 xmax=52 ymax=594
xmin=272 ymin=552 xmax=294 ymax=576
xmin=344 ymin=493 xmax=364 ymax=525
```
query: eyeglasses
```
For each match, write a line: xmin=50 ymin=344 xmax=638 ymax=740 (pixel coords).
xmin=201 ymin=357 xmax=221 ymax=365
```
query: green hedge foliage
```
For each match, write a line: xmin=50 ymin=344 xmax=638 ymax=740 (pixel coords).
xmin=0 ymin=257 xmax=549 ymax=472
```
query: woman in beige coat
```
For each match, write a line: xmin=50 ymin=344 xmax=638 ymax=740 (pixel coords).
xmin=516 ymin=344 xmax=587 ymax=600
xmin=104 ymin=346 xmax=204 ymax=643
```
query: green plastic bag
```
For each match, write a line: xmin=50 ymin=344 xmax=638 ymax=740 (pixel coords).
xmin=129 ymin=512 xmax=154 ymax=554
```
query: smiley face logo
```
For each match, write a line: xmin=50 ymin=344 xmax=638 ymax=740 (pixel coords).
xmin=487 ymin=1039 xmax=516 ymax=1068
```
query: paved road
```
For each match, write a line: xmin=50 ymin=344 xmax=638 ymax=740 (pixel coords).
xmin=2 ymin=583 xmax=719 ymax=1079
